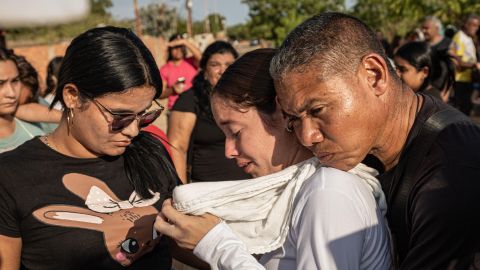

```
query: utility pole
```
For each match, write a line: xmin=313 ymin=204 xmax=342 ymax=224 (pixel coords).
xmin=186 ymin=0 xmax=193 ymax=37
xmin=133 ymin=0 xmax=143 ymax=36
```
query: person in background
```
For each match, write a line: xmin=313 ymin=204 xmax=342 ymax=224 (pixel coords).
xmin=42 ymin=56 xmax=63 ymax=110
xmin=450 ymin=14 xmax=480 ymax=115
xmin=394 ymin=41 xmax=455 ymax=102
xmin=0 ymin=26 xmax=178 ymax=270
xmin=160 ymin=34 xmax=201 ymax=110
xmin=0 ymin=48 xmax=44 ymax=153
xmin=13 ymin=54 xmax=39 ymax=105
xmin=168 ymin=41 xmax=249 ymax=183
xmin=421 ymin=16 xmax=451 ymax=54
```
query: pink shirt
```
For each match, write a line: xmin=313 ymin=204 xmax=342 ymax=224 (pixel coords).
xmin=160 ymin=57 xmax=198 ymax=109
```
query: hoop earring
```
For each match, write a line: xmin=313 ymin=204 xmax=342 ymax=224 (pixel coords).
xmin=286 ymin=125 xmax=293 ymax=133
xmin=67 ymin=108 xmax=74 ymax=134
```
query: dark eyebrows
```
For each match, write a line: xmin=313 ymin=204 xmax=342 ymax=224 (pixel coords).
xmin=0 ymin=75 xmax=20 ymax=84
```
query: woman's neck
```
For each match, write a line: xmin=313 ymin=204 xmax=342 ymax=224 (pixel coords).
xmin=46 ymin=119 xmax=99 ymax=159
xmin=0 ymin=115 xmax=16 ymax=139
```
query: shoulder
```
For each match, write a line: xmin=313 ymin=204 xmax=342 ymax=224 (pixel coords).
xmin=294 ymin=167 xmax=378 ymax=222
xmin=0 ymin=138 xmax=44 ymax=163
xmin=301 ymin=167 xmax=374 ymax=200
xmin=16 ymin=119 xmax=45 ymax=136
xmin=184 ymin=57 xmax=198 ymax=69
xmin=171 ymin=89 xmax=196 ymax=113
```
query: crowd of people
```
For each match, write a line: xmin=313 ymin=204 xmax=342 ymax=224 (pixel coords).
xmin=0 ymin=11 xmax=479 ymax=270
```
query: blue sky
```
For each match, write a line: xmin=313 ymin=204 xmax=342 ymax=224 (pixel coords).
xmin=109 ymin=0 xmax=250 ymax=26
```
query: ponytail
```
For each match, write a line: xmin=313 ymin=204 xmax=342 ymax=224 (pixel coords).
xmin=124 ymin=131 xmax=179 ymax=201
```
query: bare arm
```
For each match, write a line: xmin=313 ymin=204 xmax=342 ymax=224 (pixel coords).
xmin=167 ymin=111 xmax=196 ymax=184
xmin=15 ymin=103 xmax=62 ymax=123
xmin=168 ymin=39 xmax=202 ymax=66
xmin=0 ymin=236 xmax=21 ymax=270
xmin=159 ymin=79 xmax=172 ymax=99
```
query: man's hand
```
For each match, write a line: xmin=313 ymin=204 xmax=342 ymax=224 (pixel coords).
xmin=154 ymin=199 xmax=221 ymax=250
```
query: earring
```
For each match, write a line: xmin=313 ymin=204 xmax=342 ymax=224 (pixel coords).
xmin=66 ymin=108 xmax=74 ymax=134
xmin=286 ymin=125 xmax=293 ymax=133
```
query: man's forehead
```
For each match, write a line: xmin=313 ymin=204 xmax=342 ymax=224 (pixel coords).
xmin=276 ymin=79 xmax=325 ymax=113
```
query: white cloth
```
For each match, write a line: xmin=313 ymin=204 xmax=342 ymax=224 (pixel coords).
xmin=193 ymin=166 xmax=391 ymax=270
xmin=173 ymin=157 xmax=387 ymax=254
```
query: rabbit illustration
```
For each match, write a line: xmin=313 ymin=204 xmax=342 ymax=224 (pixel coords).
xmin=33 ymin=173 xmax=162 ymax=267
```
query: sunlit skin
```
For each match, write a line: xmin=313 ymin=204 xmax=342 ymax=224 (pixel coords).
xmin=170 ymin=46 xmax=185 ymax=62
xmin=18 ymin=84 xmax=34 ymax=105
xmin=465 ymin=18 xmax=480 ymax=37
xmin=421 ymin=20 xmax=441 ymax=45
xmin=205 ymin=53 xmax=235 ymax=87
xmin=47 ymin=85 xmax=156 ymax=158
xmin=0 ymin=60 xmax=21 ymax=117
xmin=211 ymin=94 xmax=312 ymax=177
xmin=275 ymin=54 xmax=421 ymax=172
xmin=394 ymin=56 xmax=428 ymax=92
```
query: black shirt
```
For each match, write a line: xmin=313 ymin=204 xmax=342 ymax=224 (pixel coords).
xmin=378 ymin=94 xmax=480 ymax=269
xmin=0 ymin=138 xmax=172 ymax=270
xmin=172 ymin=88 xmax=250 ymax=182
xmin=431 ymin=37 xmax=452 ymax=55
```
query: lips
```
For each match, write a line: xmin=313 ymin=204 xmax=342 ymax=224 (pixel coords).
xmin=114 ymin=141 xmax=131 ymax=147
xmin=0 ymin=101 xmax=17 ymax=107
xmin=236 ymin=160 xmax=253 ymax=174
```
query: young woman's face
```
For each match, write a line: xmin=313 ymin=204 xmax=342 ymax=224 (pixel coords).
xmin=211 ymin=94 xmax=292 ymax=177
xmin=0 ymin=60 xmax=21 ymax=116
xmin=204 ymin=53 xmax=235 ymax=87
xmin=67 ymin=85 xmax=157 ymax=158
xmin=394 ymin=56 xmax=428 ymax=92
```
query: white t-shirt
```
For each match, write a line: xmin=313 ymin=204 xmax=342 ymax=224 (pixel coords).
xmin=194 ymin=167 xmax=391 ymax=270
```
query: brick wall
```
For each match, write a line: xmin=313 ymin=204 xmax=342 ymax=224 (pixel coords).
xmin=10 ymin=35 xmax=169 ymax=92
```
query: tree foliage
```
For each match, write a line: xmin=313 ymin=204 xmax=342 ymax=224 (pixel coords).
xmin=7 ymin=0 xmax=132 ymax=45
xmin=140 ymin=3 xmax=178 ymax=37
xmin=242 ymin=0 xmax=346 ymax=45
xmin=352 ymin=0 xmax=480 ymax=39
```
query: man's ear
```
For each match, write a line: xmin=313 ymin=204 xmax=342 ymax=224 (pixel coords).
xmin=62 ymin=83 xmax=81 ymax=110
xmin=360 ymin=53 xmax=390 ymax=97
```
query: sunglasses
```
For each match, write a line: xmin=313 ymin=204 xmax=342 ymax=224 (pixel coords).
xmin=84 ymin=93 xmax=164 ymax=132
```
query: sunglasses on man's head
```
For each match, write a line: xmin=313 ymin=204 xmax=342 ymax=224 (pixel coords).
xmin=83 ymin=93 xmax=164 ymax=132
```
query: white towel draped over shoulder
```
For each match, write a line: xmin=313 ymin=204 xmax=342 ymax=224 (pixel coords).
xmin=173 ymin=157 xmax=387 ymax=254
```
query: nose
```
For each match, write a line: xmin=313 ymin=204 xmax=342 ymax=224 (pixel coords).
xmin=4 ymin=81 xmax=18 ymax=98
xmin=121 ymin=118 xmax=140 ymax=138
xmin=224 ymin=137 xmax=238 ymax=159
xmin=295 ymin=118 xmax=324 ymax=147
xmin=219 ymin=64 xmax=229 ymax=76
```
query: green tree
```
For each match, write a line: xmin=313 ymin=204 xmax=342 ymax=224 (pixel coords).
xmin=242 ymin=0 xmax=346 ymax=46
xmin=351 ymin=0 xmax=480 ymax=39
xmin=7 ymin=0 xmax=132 ymax=44
xmin=207 ymin=13 xmax=226 ymax=34
xmin=227 ymin=23 xmax=252 ymax=40
xmin=140 ymin=3 xmax=178 ymax=37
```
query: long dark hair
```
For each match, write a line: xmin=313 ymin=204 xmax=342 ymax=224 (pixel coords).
xmin=214 ymin=48 xmax=277 ymax=115
xmin=45 ymin=56 xmax=63 ymax=96
xmin=167 ymin=33 xmax=187 ymax=61
xmin=13 ymin=55 xmax=39 ymax=101
xmin=395 ymin=41 xmax=455 ymax=93
xmin=193 ymin=41 xmax=238 ymax=118
xmin=53 ymin=26 xmax=178 ymax=199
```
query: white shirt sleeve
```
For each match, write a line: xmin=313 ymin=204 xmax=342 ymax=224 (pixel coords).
xmin=193 ymin=221 xmax=265 ymax=270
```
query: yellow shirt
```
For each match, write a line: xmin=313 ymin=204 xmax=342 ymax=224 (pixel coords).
xmin=451 ymin=30 xmax=477 ymax=82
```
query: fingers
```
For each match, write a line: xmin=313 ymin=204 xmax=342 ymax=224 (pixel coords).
xmin=154 ymin=199 xmax=222 ymax=250
xmin=161 ymin=199 xmax=184 ymax=225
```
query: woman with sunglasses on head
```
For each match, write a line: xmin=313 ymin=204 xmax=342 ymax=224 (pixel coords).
xmin=0 ymin=27 xmax=179 ymax=270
